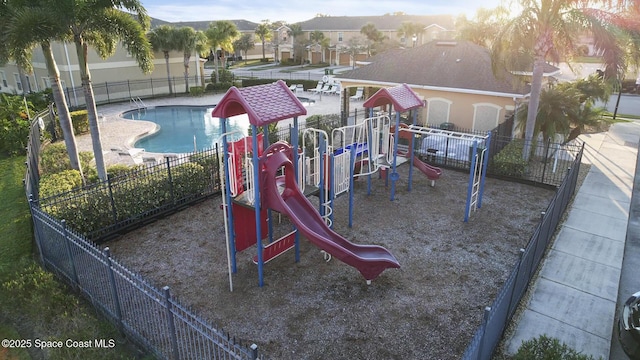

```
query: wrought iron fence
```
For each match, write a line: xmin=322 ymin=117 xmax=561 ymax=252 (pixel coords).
xmin=63 ymin=75 xmax=215 ymax=109
xmin=24 ymin=114 xmax=263 ymax=360
xmin=24 ymin=99 xmax=584 ymax=360
xmin=30 ymin=204 xmax=262 ymax=360
xmin=231 ymin=70 xmax=322 ymax=82
xmin=462 ymin=142 xmax=584 ymax=360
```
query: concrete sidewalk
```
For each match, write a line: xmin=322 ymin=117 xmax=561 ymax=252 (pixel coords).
xmin=506 ymin=120 xmax=640 ymax=359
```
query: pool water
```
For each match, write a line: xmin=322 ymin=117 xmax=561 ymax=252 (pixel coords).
xmin=122 ymin=106 xmax=250 ymax=153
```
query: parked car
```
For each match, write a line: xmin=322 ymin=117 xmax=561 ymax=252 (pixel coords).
xmin=619 ymin=291 xmax=640 ymax=359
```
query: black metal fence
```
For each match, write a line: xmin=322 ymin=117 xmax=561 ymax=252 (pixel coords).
xmin=63 ymin=75 xmax=213 ymax=109
xmin=231 ymin=70 xmax=323 ymax=82
xmin=62 ymin=69 xmax=324 ymax=109
xmin=462 ymin=142 xmax=584 ymax=360
xmin=30 ymin=204 xmax=261 ymax=360
xmin=24 ymin=101 xmax=584 ymax=360
xmin=24 ymin=111 xmax=263 ymax=360
xmin=38 ymin=147 xmax=221 ymax=242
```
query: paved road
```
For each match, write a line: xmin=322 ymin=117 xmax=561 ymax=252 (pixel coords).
xmin=599 ymin=93 xmax=640 ymax=118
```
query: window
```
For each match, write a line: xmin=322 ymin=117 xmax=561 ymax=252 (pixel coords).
xmin=24 ymin=75 xmax=32 ymax=93
xmin=472 ymin=103 xmax=502 ymax=132
xmin=338 ymin=32 xmax=343 ymax=42
xmin=0 ymin=71 xmax=7 ymax=87
xmin=13 ymin=73 xmax=22 ymax=92
xmin=42 ymin=77 xmax=52 ymax=89
xmin=426 ymin=98 xmax=452 ymax=125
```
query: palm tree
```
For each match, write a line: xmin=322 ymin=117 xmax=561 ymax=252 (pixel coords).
xmin=59 ymin=0 xmax=154 ymax=181
xmin=360 ymin=22 xmax=387 ymax=57
xmin=174 ymin=27 xmax=206 ymax=93
xmin=233 ymin=33 xmax=255 ymax=65
xmin=517 ymin=74 xmax=612 ymax=153
xmin=319 ymin=37 xmax=331 ymax=63
xmin=287 ymin=24 xmax=304 ymax=64
xmin=343 ymin=37 xmax=366 ymax=69
xmin=148 ymin=25 xmax=177 ymax=95
xmin=456 ymin=6 xmax=510 ymax=48
xmin=0 ymin=0 xmax=83 ymax=174
xmin=206 ymin=21 xmax=239 ymax=82
xmin=397 ymin=21 xmax=425 ymax=47
xmin=255 ymin=21 xmax=272 ymax=61
xmin=309 ymin=30 xmax=326 ymax=60
xmin=492 ymin=0 xmax=638 ymax=160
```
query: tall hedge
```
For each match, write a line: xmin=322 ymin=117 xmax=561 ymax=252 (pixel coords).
xmin=42 ymin=162 xmax=208 ymax=237
xmin=489 ymin=139 xmax=528 ymax=177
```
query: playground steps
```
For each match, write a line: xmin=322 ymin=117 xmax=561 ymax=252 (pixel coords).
xmin=253 ymin=231 xmax=296 ymax=264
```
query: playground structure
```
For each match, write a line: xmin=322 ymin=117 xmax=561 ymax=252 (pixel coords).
xmin=213 ymin=80 xmax=400 ymax=289
xmin=213 ymin=81 xmax=491 ymax=289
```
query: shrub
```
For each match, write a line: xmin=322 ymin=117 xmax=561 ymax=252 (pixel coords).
xmin=40 ymin=143 xmax=93 ymax=176
xmin=490 ymin=139 xmax=528 ymax=177
xmin=39 ymin=170 xmax=83 ymax=198
xmin=189 ymin=86 xmax=204 ymax=96
xmin=42 ymin=162 xmax=209 ymax=237
xmin=576 ymin=45 xmax=590 ymax=57
xmin=514 ymin=335 xmax=600 ymax=360
xmin=190 ymin=152 xmax=219 ymax=187
xmin=106 ymin=164 xmax=135 ymax=180
xmin=0 ymin=94 xmax=33 ymax=156
xmin=207 ymin=82 xmax=233 ymax=91
xmin=69 ymin=110 xmax=89 ymax=134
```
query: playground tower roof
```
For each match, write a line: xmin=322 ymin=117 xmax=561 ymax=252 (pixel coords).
xmin=363 ymin=83 xmax=424 ymax=112
xmin=211 ymin=80 xmax=307 ymax=127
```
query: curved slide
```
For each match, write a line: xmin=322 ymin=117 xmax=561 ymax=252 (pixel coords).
xmin=260 ymin=142 xmax=400 ymax=282
xmin=412 ymin=156 xmax=442 ymax=186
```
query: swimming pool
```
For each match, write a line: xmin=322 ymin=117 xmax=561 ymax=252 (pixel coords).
xmin=122 ymin=105 xmax=250 ymax=153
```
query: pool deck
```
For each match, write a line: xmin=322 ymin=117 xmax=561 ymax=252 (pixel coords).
xmin=83 ymin=91 xmax=349 ymax=166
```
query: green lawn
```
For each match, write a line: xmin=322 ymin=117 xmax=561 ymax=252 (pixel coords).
xmin=0 ymin=155 xmax=148 ymax=360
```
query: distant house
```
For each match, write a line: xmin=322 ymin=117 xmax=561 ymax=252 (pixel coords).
xmin=0 ymin=14 xmax=458 ymax=102
xmin=295 ymin=14 xmax=455 ymax=66
xmin=337 ymin=40 xmax=541 ymax=132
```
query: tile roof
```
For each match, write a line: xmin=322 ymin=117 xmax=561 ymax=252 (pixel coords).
xmin=211 ymin=80 xmax=307 ymax=127
xmin=295 ymin=14 xmax=454 ymax=32
xmin=152 ymin=19 xmax=260 ymax=32
xmin=338 ymin=40 xmax=530 ymax=96
xmin=363 ymin=84 xmax=424 ymax=111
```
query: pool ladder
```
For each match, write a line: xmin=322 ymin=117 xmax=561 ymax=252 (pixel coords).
xmin=130 ymin=96 xmax=147 ymax=109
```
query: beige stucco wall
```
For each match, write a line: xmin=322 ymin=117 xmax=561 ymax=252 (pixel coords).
xmin=339 ymin=80 xmax=520 ymax=132
xmin=1 ymin=41 xmax=199 ymax=104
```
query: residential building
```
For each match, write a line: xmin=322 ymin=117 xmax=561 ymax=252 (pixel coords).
xmin=294 ymin=14 xmax=455 ymax=66
xmin=337 ymin=40 xmax=535 ymax=132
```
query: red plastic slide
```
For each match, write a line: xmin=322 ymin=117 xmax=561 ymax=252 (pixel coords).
xmin=260 ymin=142 xmax=400 ymax=282
xmin=412 ymin=156 xmax=442 ymax=186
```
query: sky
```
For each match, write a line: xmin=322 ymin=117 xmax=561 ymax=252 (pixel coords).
xmin=142 ymin=0 xmax=507 ymax=24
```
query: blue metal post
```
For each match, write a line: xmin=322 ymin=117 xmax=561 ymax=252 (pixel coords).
xmin=464 ymin=140 xmax=478 ymax=222
xmin=478 ymin=131 xmax=491 ymax=208
xmin=348 ymin=144 xmax=356 ymax=228
xmin=251 ymin=124 xmax=264 ymax=287
xmin=389 ymin=111 xmax=401 ymax=201
xmin=221 ymin=119 xmax=237 ymax=272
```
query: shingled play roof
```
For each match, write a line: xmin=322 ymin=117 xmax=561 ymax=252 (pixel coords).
xmin=363 ymin=84 xmax=424 ymax=112
xmin=211 ymin=80 xmax=307 ymax=127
